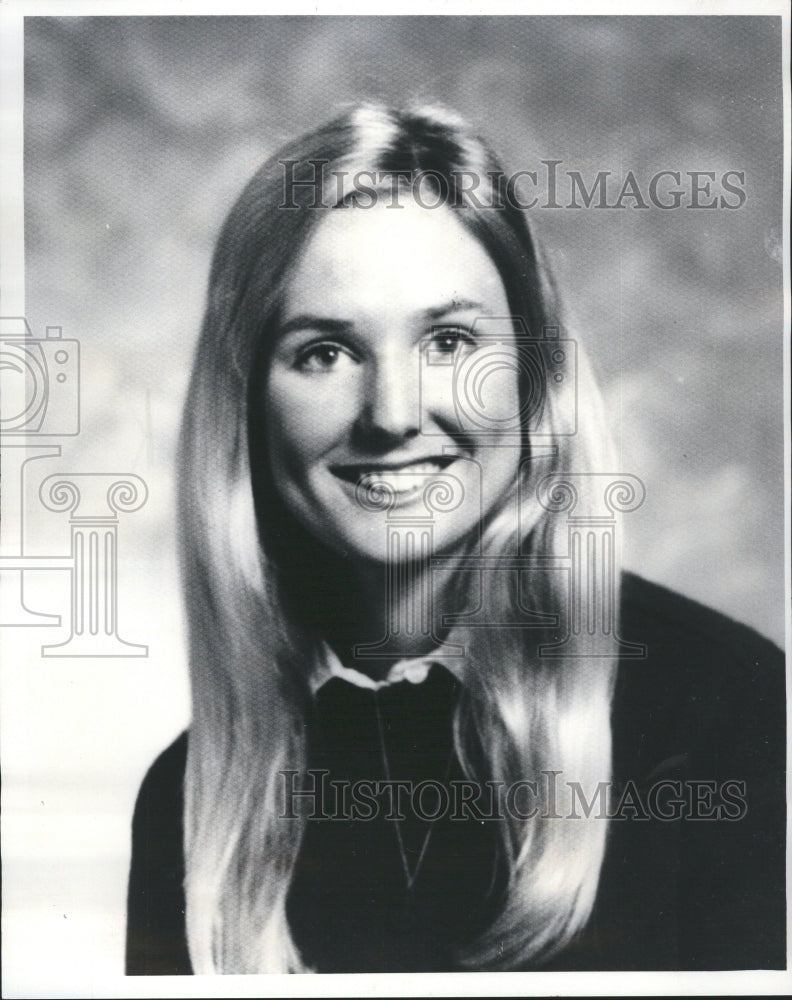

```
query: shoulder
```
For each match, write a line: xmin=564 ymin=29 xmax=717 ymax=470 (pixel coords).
xmin=620 ymin=571 xmax=784 ymax=667
xmin=132 ymin=731 xmax=189 ymax=824
xmin=127 ymin=731 xmax=191 ymax=975
xmin=619 ymin=571 xmax=784 ymax=706
xmin=615 ymin=572 xmax=785 ymax=771
xmin=609 ymin=574 xmax=786 ymax=970
xmin=129 ymin=732 xmax=189 ymax=868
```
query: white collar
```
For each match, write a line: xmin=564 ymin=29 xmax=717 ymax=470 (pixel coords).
xmin=310 ymin=642 xmax=441 ymax=695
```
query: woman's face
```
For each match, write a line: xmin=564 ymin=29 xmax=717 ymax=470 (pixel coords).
xmin=262 ymin=195 xmax=522 ymax=564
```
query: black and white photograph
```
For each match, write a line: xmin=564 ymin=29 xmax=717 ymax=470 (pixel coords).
xmin=1 ymin=2 xmax=789 ymax=996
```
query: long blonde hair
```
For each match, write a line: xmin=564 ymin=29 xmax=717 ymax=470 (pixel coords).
xmin=178 ymin=103 xmax=620 ymax=973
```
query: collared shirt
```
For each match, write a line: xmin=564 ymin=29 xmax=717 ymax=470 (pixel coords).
xmin=310 ymin=641 xmax=442 ymax=694
xmin=127 ymin=573 xmax=786 ymax=974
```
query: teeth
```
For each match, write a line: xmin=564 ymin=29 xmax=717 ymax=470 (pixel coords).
xmin=359 ymin=462 xmax=445 ymax=495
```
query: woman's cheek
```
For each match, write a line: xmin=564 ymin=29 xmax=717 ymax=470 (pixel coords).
xmin=419 ymin=363 xmax=458 ymax=425
xmin=451 ymin=349 xmax=522 ymax=432
xmin=265 ymin=370 xmax=361 ymax=461
xmin=421 ymin=354 xmax=520 ymax=435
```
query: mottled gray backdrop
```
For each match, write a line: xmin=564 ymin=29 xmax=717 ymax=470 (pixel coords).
xmin=25 ymin=15 xmax=784 ymax=652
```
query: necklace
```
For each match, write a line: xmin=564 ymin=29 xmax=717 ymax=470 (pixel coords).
xmin=373 ymin=689 xmax=455 ymax=895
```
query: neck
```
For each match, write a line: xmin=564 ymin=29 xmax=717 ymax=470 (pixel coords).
xmin=313 ymin=553 xmax=460 ymax=682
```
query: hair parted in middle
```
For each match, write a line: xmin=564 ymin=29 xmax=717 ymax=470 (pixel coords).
xmin=178 ymin=102 xmax=619 ymax=974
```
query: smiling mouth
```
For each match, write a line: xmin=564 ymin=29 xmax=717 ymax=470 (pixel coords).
xmin=331 ymin=456 xmax=459 ymax=496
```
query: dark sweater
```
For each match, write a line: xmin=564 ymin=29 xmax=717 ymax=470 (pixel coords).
xmin=126 ymin=573 xmax=786 ymax=973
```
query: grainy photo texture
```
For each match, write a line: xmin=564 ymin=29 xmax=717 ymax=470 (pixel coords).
xmin=1 ymin=9 xmax=788 ymax=994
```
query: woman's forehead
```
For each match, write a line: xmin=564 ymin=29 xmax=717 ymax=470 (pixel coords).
xmin=281 ymin=199 xmax=510 ymax=322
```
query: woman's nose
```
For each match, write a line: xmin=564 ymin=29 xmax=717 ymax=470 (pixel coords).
xmin=356 ymin=352 xmax=421 ymax=443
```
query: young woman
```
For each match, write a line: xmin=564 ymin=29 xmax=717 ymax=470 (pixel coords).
xmin=126 ymin=104 xmax=785 ymax=975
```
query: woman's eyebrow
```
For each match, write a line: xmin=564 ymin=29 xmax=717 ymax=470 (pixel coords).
xmin=277 ymin=300 xmax=489 ymax=337
xmin=423 ymin=298 xmax=487 ymax=320
xmin=276 ymin=315 xmax=354 ymax=337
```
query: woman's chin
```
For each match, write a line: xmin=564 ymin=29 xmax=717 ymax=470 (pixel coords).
xmin=317 ymin=520 xmax=481 ymax=570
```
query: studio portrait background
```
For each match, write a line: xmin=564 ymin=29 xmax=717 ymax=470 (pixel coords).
xmin=6 ymin=12 xmax=786 ymax=991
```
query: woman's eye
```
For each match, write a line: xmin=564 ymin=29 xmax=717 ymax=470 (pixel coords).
xmin=295 ymin=342 xmax=353 ymax=372
xmin=430 ymin=327 xmax=475 ymax=355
